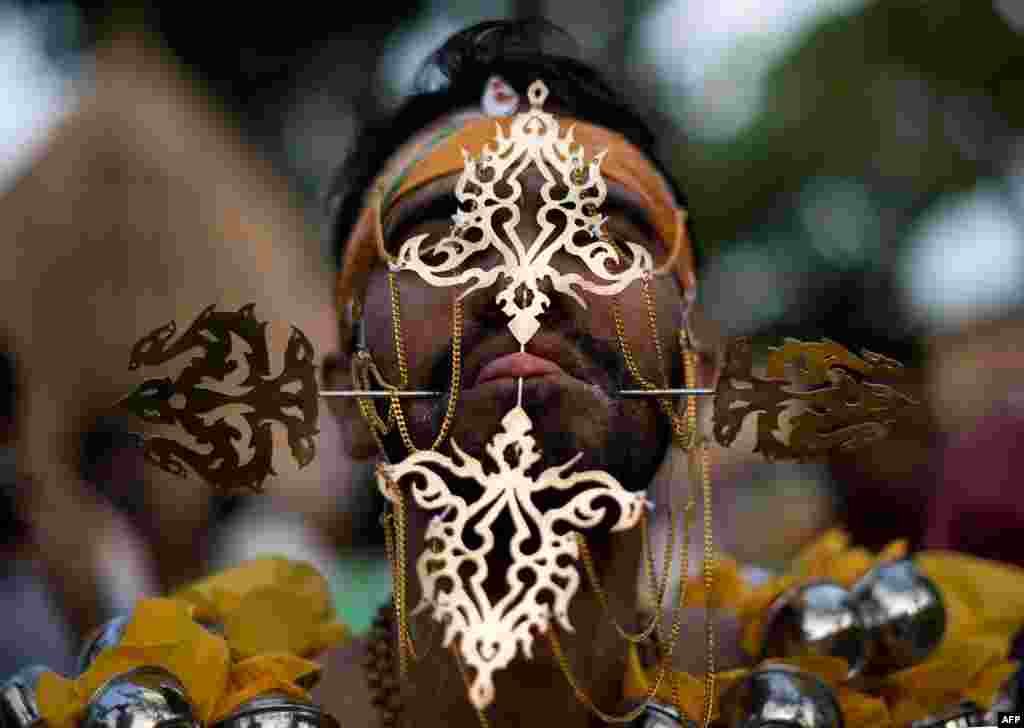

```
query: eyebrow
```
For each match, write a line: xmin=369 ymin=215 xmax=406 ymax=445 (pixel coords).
xmin=383 ymin=176 xmax=663 ymax=248
xmin=602 ymin=182 xmax=661 ymax=246
xmin=383 ymin=176 xmax=459 ymax=243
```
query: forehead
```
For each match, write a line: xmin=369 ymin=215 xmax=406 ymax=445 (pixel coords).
xmin=378 ymin=112 xmax=664 ymax=244
xmin=383 ymin=169 xmax=661 ymax=246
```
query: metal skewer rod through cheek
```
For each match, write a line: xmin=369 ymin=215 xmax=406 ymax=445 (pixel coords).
xmin=319 ymin=387 xmax=715 ymax=399
xmin=319 ymin=389 xmax=445 ymax=399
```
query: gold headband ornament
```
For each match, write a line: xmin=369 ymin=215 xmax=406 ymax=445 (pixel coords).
xmin=335 ymin=80 xmax=696 ymax=342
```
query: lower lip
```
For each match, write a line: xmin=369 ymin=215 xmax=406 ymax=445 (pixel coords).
xmin=475 ymin=352 xmax=566 ymax=386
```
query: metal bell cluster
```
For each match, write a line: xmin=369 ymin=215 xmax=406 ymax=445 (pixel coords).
xmin=0 ymin=664 xmax=48 ymax=728
xmin=720 ymin=664 xmax=845 ymax=728
xmin=908 ymin=701 xmax=984 ymax=728
xmin=0 ymin=618 xmax=338 ymax=728
xmin=760 ymin=559 xmax=946 ymax=678
xmin=82 ymin=666 xmax=198 ymax=728
xmin=627 ymin=700 xmax=697 ymax=728
xmin=210 ymin=692 xmax=338 ymax=728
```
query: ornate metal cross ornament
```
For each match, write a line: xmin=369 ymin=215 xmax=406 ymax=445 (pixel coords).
xmin=392 ymin=79 xmax=654 ymax=346
xmin=377 ymin=384 xmax=647 ymax=710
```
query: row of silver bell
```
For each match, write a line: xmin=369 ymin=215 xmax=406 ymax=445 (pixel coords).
xmin=632 ymin=662 xmax=1022 ymax=728
xmin=633 ymin=558 xmax=1018 ymax=727
xmin=760 ymin=558 xmax=947 ymax=678
xmin=0 ymin=616 xmax=338 ymax=728
xmin=0 ymin=664 xmax=337 ymax=728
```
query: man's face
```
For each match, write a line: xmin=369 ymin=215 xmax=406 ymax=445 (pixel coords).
xmin=355 ymin=158 xmax=687 ymax=490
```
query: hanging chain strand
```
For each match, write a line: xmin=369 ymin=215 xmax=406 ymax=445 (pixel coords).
xmin=452 ymin=642 xmax=492 ymax=728
xmin=699 ymin=443 xmax=716 ymax=727
xmin=576 ymin=498 xmax=678 ymax=643
xmin=386 ymin=271 xmax=464 ymax=453
xmin=611 ymin=295 xmax=692 ymax=449
xmin=365 ymin=271 xmax=464 ymax=675
xmin=378 ymin=465 xmax=437 ymax=679
xmin=571 ymin=271 xmax=682 ymax=645
xmin=681 ymin=328 xmax=717 ymax=728
xmin=547 ymin=468 xmax=693 ymax=725
xmin=602 ymin=288 xmax=717 ymax=726
xmin=549 ymin=281 xmax=707 ymax=724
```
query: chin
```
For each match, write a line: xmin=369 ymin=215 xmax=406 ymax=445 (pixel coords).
xmin=426 ymin=372 xmax=667 ymax=489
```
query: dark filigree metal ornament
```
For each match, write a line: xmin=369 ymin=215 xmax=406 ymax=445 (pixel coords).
xmin=118 ymin=304 xmax=319 ymax=493
xmin=0 ymin=665 xmax=47 ymax=728
xmin=760 ymin=581 xmax=868 ymax=678
xmin=851 ymin=559 xmax=946 ymax=676
xmin=211 ymin=691 xmax=339 ymax=728
xmin=713 ymin=338 xmax=929 ymax=460
xmin=81 ymin=666 xmax=198 ymax=728
xmin=720 ymin=665 xmax=844 ymax=728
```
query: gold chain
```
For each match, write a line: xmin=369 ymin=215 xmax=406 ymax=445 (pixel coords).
xmin=452 ymin=643 xmax=492 ymax=728
xmin=698 ymin=442 xmax=715 ymax=727
xmin=387 ymin=271 xmax=463 ymax=453
xmin=576 ymin=500 xmax=677 ymax=643
xmin=611 ymin=292 xmax=692 ymax=449
xmin=606 ymin=283 xmax=716 ymax=726
xmin=681 ymin=330 xmax=717 ymax=728
xmin=547 ymin=468 xmax=693 ymax=725
xmin=357 ymin=272 xmax=464 ymax=678
xmin=378 ymin=466 xmax=437 ymax=679
xmin=641 ymin=276 xmax=669 ymax=388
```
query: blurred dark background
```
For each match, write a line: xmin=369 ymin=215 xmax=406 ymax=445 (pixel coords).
xmin=1 ymin=0 xmax=1022 ymax=655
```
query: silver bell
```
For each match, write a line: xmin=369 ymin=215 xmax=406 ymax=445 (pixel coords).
xmin=78 ymin=616 xmax=131 ymax=675
xmin=908 ymin=700 xmax=984 ymax=728
xmin=82 ymin=666 xmax=199 ymax=728
xmin=850 ymin=559 xmax=945 ymax=675
xmin=628 ymin=700 xmax=697 ymax=728
xmin=210 ymin=691 xmax=340 ymax=728
xmin=720 ymin=664 xmax=844 ymax=728
xmin=0 ymin=664 xmax=48 ymax=728
xmin=761 ymin=581 xmax=868 ymax=678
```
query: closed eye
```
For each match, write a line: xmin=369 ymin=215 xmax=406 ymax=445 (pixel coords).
xmin=384 ymin=194 xmax=459 ymax=248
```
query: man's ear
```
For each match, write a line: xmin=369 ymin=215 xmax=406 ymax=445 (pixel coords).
xmin=321 ymin=350 xmax=381 ymax=460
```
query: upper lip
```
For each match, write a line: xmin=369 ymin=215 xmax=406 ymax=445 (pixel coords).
xmin=466 ymin=334 xmax=596 ymax=389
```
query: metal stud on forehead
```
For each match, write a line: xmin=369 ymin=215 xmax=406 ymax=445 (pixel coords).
xmin=376 ymin=79 xmax=664 ymax=711
xmin=390 ymin=79 xmax=655 ymax=346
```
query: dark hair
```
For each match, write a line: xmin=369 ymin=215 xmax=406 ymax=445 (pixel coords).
xmin=326 ymin=18 xmax=697 ymax=270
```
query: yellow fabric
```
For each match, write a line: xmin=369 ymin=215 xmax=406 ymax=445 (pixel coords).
xmin=174 ymin=556 xmax=349 ymax=659
xmin=624 ymin=530 xmax=1024 ymax=728
xmin=209 ymin=653 xmax=322 ymax=723
xmin=336 ymin=116 xmax=696 ymax=337
xmin=37 ymin=558 xmax=349 ymax=728
xmin=37 ymin=598 xmax=232 ymax=728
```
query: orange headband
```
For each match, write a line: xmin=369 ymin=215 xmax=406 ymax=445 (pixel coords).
xmin=336 ymin=116 xmax=694 ymax=332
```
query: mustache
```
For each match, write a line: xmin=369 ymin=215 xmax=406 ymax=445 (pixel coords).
xmin=424 ymin=325 xmax=630 ymax=398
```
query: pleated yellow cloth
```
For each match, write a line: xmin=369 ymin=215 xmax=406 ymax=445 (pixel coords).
xmin=37 ymin=557 xmax=349 ymax=728
xmin=173 ymin=556 xmax=348 ymax=660
xmin=623 ymin=530 xmax=1024 ymax=727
